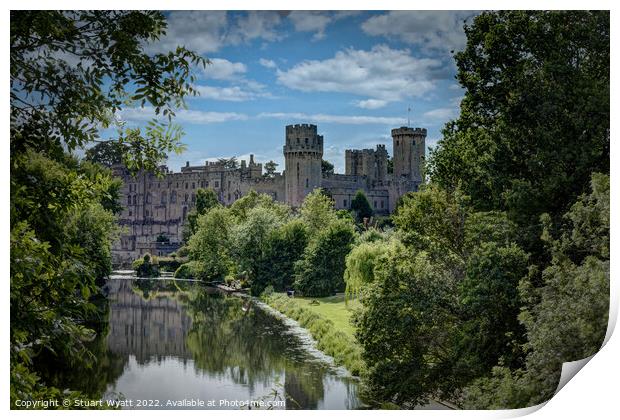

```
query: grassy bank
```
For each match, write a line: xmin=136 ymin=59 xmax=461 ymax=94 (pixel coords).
xmin=262 ymin=293 xmax=364 ymax=376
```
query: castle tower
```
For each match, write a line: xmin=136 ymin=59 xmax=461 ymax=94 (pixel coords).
xmin=283 ymin=124 xmax=323 ymax=207
xmin=391 ymin=126 xmax=427 ymax=182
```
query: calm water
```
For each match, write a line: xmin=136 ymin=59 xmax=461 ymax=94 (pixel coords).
xmin=65 ymin=272 xmax=362 ymax=409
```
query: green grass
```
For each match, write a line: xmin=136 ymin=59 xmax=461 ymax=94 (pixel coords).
xmin=290 ymin=295 xmax=361 ymax=339
xmin=262 ymin=293 xmax=365 ymax=376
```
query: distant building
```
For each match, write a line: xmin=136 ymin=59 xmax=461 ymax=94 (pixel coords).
xmin=111 ymin=123 xmax=426 ymax=265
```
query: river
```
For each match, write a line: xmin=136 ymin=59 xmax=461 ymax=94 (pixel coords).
xmin=54 ymin=271 xmax=363 ymax=409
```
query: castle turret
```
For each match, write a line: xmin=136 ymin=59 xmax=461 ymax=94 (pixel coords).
xmin=283 ymin=124 xmax=323 ymax=207
xmin=391 ymin=127 xmax=426 ymax=182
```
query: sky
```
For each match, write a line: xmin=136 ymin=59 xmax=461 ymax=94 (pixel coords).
xmin=110 ymin=11 xmax=479 ymax=173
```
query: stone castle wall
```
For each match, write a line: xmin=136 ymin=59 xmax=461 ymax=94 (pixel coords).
xmin=111 ymin=124 xmax=425 ymax=266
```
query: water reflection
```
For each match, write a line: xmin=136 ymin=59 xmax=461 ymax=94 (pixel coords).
xmin=100 ymin=275 xmax=361 ymax=409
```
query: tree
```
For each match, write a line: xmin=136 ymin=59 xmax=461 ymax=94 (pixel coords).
xmin=350 ymin=190 xmax=373 ymax=223
xmin=84 ymin=141 xmax=128 ymax=167
xmin=187 ymin=207 xmax=233 ymax=281
xmin=263 ymin=160 xmax=278 ymax=178
xmin=218 ymin=156 xmax=238 ymax=169
xmin=428 ymin=11 xmax=609 ymax=252
xmin=11 ymin=11 xmax=206 ymax=173
xmin=10 ymin=10 xmax=207 ymax=403
xmin=462 ymin=173 xmax=609 ymax=408
xmin=299 ymin=188 xmax=337 ymax=234
xmin=183 ymin=188 xmax=220 ymax=241
xmin=230 ymin=206 xmax=285 ymax=281
xmin=252 ymin=219 xmax=308 ymax=296
xmin=321 ymin=159 xmax=334 ymax=176
xmin=294 ymin=219 xmax=356 ymax=297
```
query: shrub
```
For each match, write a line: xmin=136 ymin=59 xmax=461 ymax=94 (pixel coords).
xmin=132 ymin=254 xmax=159 ymax=277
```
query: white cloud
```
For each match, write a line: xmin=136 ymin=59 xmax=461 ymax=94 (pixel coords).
xmin=288 ymin=11 xmax=333 ymax=40
xmin=276 ymin=45 xmax=442 ymax=104
xmin=148 ymin=11 xmax=229 ymax=55
xmin=202 ymin=58 xmax=247 ymax=80
xmin=423 ymin=107 xmax=459 ymax=121
xmin=121 ymin=107 xmax=248 ymax=124
xmin=361 ymin=11 xmax=476 ymax=53
xmin=195 ymin=85 xmax=257 ymax=102
xmin=259 ymin=58 xmax=277 ymax=69
xmin=227 ymin=11 xmax=284 ymax=44
xmin=287 ymin=11 xmax=361 ymax=41
xmin=258 ymin=112 xmax=406 ymax=126
xmin=147 ymin=11 xmax=285 ymax=55
xmin=355 ymin=99 xmax=388 ymax=109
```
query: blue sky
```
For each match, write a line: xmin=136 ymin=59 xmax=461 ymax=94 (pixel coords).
xmin=114 ymin=11 xmax=478 ymax=173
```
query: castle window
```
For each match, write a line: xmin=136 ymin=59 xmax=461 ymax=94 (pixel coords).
xmin=158 ymin=182 xmax=160 ymax=188
xmin=192 ymin=193 xmax=195 ymax=203
xmin=192 ymin=182 xmax=195 ymax=189
xmin=305 ymin=138 xmax=308 ymax=144
xmin=343 ymin=199 xmax=347 ymax=207
xmin=145 ymin=210 xmax=149 ymax=217
xmin=381 ymin=201 xmax=384 ymax=209
xmin=396 ymin=140 xmax=399 ymax=146
xmin=215 ymin=181 xmax=219 ymax=188
xmin=184 ymin=193 xmax=188 ymax=203
xmin=127 ymin=195 xmax=131 ymax=205
xmin=176 ymin=182 xmax=179 ymax=188
xmin=161 ymin=191 xmax=167 ymax=204
xmin=205 ymin=181 xmax=209 ymax=187
xmin=133 ymin=195 xmax=137 ymax=205
xmin=306 ymin=178 xmax=309 ymax=188
xmin=374 ymin=201 xmax=377 ymax=208
xmin=146 ymin=193 xmax=152 ymax=204
xmin=228 ymin=193 xmax=231 ymax=201
xmin=228 ymin=180 xmax=231 ymax=189
xmin=185 ymin=183 xmax=188 ymax=189
xmin=129 ymin=210 xmax=132 ymax=216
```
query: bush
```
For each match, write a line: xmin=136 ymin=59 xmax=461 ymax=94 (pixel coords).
xmin=157 ymin=256 xmax=184 ymax=272
xmin=174 ymin=261 xmax=205 ymax=279
xmin=132 ymin=254 xmax=159 ymax=277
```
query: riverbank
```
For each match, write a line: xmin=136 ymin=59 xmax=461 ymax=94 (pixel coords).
xmin=261 ymin=293 xmax=365 ymax=376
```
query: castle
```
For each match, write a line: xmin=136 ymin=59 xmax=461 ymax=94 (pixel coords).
xmin=111 ymin=124 xmax=426 ymax=265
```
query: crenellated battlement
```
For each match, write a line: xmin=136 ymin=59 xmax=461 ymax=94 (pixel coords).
xmin=391 ymin=126 xmax=427 ymax=137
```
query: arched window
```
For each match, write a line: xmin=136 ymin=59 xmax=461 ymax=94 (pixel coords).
xmin=132 ymin=195 xmax=137 ymax=205
xmin=305 ymin=178 xmax=309 ymax=188
xmin=127 ymin=195 xmax=131 ymax=205
xmin=171 ymin=191 xmax=177 ymax=203
xmin=184 ymin=193 xmax=189 ymax=203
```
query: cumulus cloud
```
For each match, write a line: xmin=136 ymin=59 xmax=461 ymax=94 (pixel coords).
xmin=259 ymin=58 xmax=278 ymax=69
xmin=423 ymin=107 xmax=459 ymax=120
xmin=288 ymin=11 xmax=334 ymax=40
xmin=355 ymin=99 xmax=388 ymax=109
xmin=361 ymin=11 xmax=476 ymax=53
xmin=121 ymin=107 xmax=248 ymax=124
xmin=258 ymin=112 xmax=406 ymax=126
xmin=202 ymin=58 xmax=247 ymax=80
xmin=276 ymin=45 xmax=443 ymax=104
xmin=146 ymin=11 xmax=285 ymax=55
xmin=195 ymin=85 xmax=258 ymax=102
xmin=287 ymin=11 xmax=361 ymax=40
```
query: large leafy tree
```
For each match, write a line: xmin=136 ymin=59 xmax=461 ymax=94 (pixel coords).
xmin=11 ymin=10 xmax=206 ymax=172
xmin=428 ymin=11 xmax=609 ymax=250
xmin=10 ymin=10 xmax=207 ymax=404
xmin=350 ymin=189 xmax=373 ymax=223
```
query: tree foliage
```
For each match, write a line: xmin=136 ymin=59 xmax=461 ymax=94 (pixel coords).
xmin=428 ymin=11 xmax=609 ymax=250
xmin=294 ymin=219 xmax=356 ymax=297
xmin=350 ymin=189 xmax=373 ymax=223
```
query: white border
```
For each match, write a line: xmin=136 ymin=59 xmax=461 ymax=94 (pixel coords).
xmin=2 ymin=2 xmax=617 ymax=419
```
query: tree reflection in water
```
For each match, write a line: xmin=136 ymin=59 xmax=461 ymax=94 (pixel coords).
xmin=46 ymin=276 xmax=361 ymax=409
